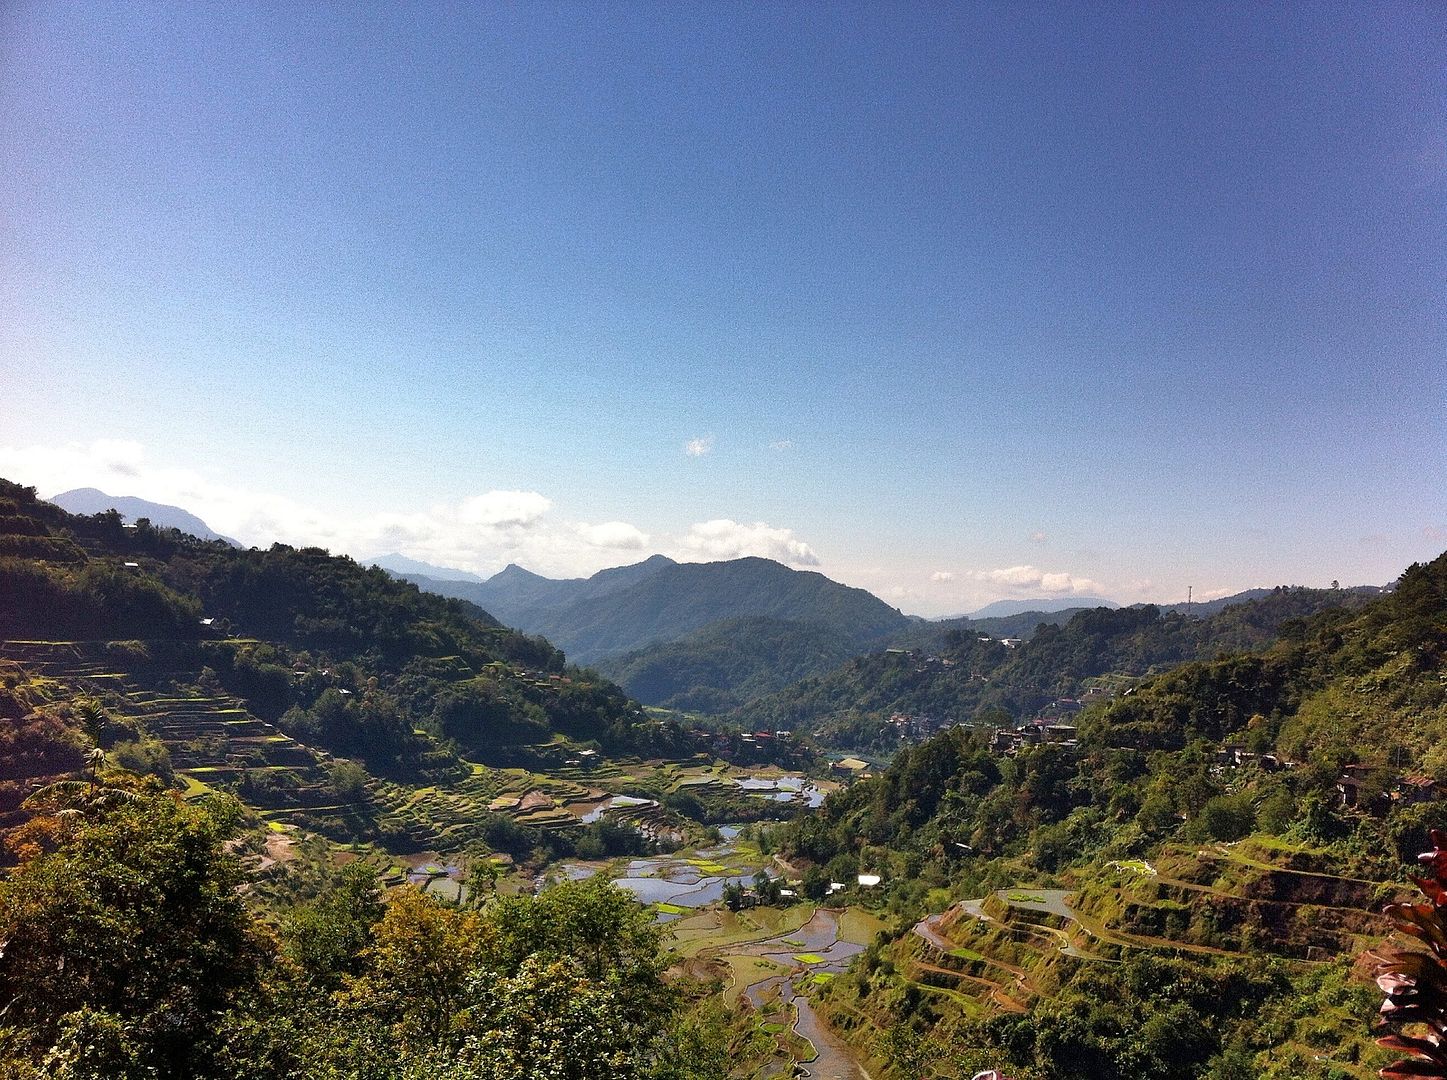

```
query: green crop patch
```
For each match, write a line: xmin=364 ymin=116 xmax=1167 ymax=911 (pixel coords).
xmin=793 ymin=953 xmax=825 ymax=964
xmin=1111 ymin=860 xmax=1155 ymax=875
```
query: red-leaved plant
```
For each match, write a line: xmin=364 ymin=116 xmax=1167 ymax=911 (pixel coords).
xmin=1372 ymin=829 xmax=1447 ymax=1078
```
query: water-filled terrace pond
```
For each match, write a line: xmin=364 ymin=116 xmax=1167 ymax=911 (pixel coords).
xmin=551 ymin=835 xmax=766 ymax=919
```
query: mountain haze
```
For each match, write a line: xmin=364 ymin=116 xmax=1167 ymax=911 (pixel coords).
xmin=968 ymin=596 xmax=1119 ymax=618
xmin=369 ymin=552 xmax=485 ymax=582
xmin=48 ymin=488 xmax=238 ymax=546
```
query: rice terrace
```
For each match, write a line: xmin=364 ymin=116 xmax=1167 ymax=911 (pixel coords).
xmin=1 ymin=4 xmax=1443 ymax=1078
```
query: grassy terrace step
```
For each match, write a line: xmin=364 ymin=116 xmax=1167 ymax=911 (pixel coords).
xmin=1 ymin=637 xmax=608 ymax=852
xmin=905 ymin=958 xmax=1029 ymax=1013
xmin=939 ymin=885 xmax=1290 ymax=985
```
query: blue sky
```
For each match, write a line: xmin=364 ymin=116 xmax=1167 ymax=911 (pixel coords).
xmin=2 ymin=2 xmax=1443 ymax=615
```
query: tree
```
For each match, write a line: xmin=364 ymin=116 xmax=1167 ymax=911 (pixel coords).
xmin=0 ymin=791 xmax=265 ymax=1076
xmin=445 ymin=957 xmax=645 ymax=1080
xmin=722 ymin=881 xmax=745 ymax=911
xmin=447 ymin=879 xmax=674 ymax=1078
xmin=328 ymin=758 xmax=371 ymax=801
xmin=345 ymin=886 xmax=483 ymax=1049
xmin=647 ymin=997 xmax=732 ymax=1080
xmin=802 ymin=865 xmax=831 ymax=901
xmin=752 ymin=870 xmax=782 ymax=906
xmin=282 ymin=862 xmax=383 ymax=988
xmin=481 ymin=877 xmax=669 ymax=1028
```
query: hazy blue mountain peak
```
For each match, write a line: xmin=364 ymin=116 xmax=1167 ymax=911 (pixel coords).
xmin=369 ymin=553 xmax=486 ymax=582
xmin=47 ymin=488 xmax=238 ymax=546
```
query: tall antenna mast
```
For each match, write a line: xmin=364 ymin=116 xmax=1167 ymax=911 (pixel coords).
xmin=1187 ymin=585 xmax=1192 ymax=610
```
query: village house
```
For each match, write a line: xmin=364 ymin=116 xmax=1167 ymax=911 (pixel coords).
xmin=1398 ymin=775 xmax=1447 ymax=805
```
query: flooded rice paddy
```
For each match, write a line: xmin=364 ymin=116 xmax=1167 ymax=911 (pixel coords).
xmin=551 ymin=833 xmax=763 ymax=917
xmin=550 ymin=797 xmax=870 ymax=1076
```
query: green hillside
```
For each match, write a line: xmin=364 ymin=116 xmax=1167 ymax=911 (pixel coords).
xmin=0 ymin=477 xmax=686 ymax=841
xmin=2 ymin=468 xmax=1435 ymax=1080
xmin=764 ymin=555 xmax=1447 ymax=1078
xmin=595 ymin=616 xmax=861 ymax=712
xmin=737 ymin=585 xmax=1380 ymax=748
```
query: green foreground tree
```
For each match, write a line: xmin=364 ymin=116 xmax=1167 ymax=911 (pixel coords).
xmin=0 ymin=791 xmax=265 ymax=1077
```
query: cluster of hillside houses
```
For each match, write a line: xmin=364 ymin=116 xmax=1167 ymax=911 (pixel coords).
xmin=1334 ymin=762 xmax=1447 ymax=812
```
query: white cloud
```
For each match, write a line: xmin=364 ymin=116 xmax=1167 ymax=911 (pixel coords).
xmin=676 ymin=519 xmax=819 ymax=566
xmin=457 ymin=490 xmax=552 ymax=528
xmin=0 ymin=439 xmax=148 ymax=496
xmin=930 ymin=570 xmax=955 ymax=582
xmin=0 ymin=439 xmax=343 ymax=548
xmin=979 ymin=565 xmax=1045 ymax=588
xmin=683 ymin=434 xmax=715 ymax=457
xmin=578 ymin=521 xmax=649 ymax=550
xmin=0 ymin=438 xmax=661 ymax=580
xmin=1196 ymin=587 xmax=1237 ymax=601
xmin=92 ymin=438 xmax=146 ymax=477
xmin=972 ymin=564 xmax=1106 ymax=596
xmin=769 ymin=439 xmax=794 ymax=451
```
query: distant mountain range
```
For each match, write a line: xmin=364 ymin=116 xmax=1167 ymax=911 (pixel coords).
xmin=1155 ymin=584 xmax=1387 ymax=617
xmin=47 ymin=488 xmax=238 ymax=546
xmin=736 ymin=584 xmax=1386 ymax=745
xmin=965 ymin=596 xmax=1119 ymax=618
xmin=401 ymin=554 xmax=910 ymax=667
xmin=368 ymin=552 xmax=485 ymax=583
xmin=461 ymin=554 xmax=681 ymax=628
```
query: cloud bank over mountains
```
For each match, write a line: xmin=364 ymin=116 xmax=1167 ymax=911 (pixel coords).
xmin=0 ymin=439 xmax=823 ymax=581
xmin=17 ymin=437 xmax=1370 ymax=614
xmin=971 ymin=564 xmax=1108 ymax=596
xmin=678 ymin=519 xmax=819 ymax=566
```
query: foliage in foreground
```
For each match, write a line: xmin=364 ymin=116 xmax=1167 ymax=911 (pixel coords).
xmin=1373 ymin=830 xmax=1447 ymax=1079
xmin=0 ymin=788 xmax=698 ymax=1079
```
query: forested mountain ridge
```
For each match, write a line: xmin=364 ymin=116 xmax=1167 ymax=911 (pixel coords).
xmin=0 ymin=477 xmax=674 ymax=781
xmin=408 ymin=555 xmax=911 ymax=666
xmin=603 ymin=583 xmax=1390 ymax=723
xmin=604 ymin=606 xmax=1130 ymax=715
xmin=595 ymin=616 xmax=862 ymax=713
xmin=966 ymin=595 xmax=1119 ymax=618
xmin=892 ymin=584 xmax=1388 ymax=656
xmin=737 ymin=583 xmax=1383 ymax=747
xmin=402 ymin=553 xmax=679 ymax=628
xmin=885 ymin=606 xmax=1094 ymax=649
xmin=787 ymin=555 xmax=1447 ymax=865
xmin=1084 ymin=552 xmax=1447 ymax=764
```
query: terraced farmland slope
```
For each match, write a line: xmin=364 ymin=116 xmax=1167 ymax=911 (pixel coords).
xmin=770 ymin=553 xmax=1447 ymax=1078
